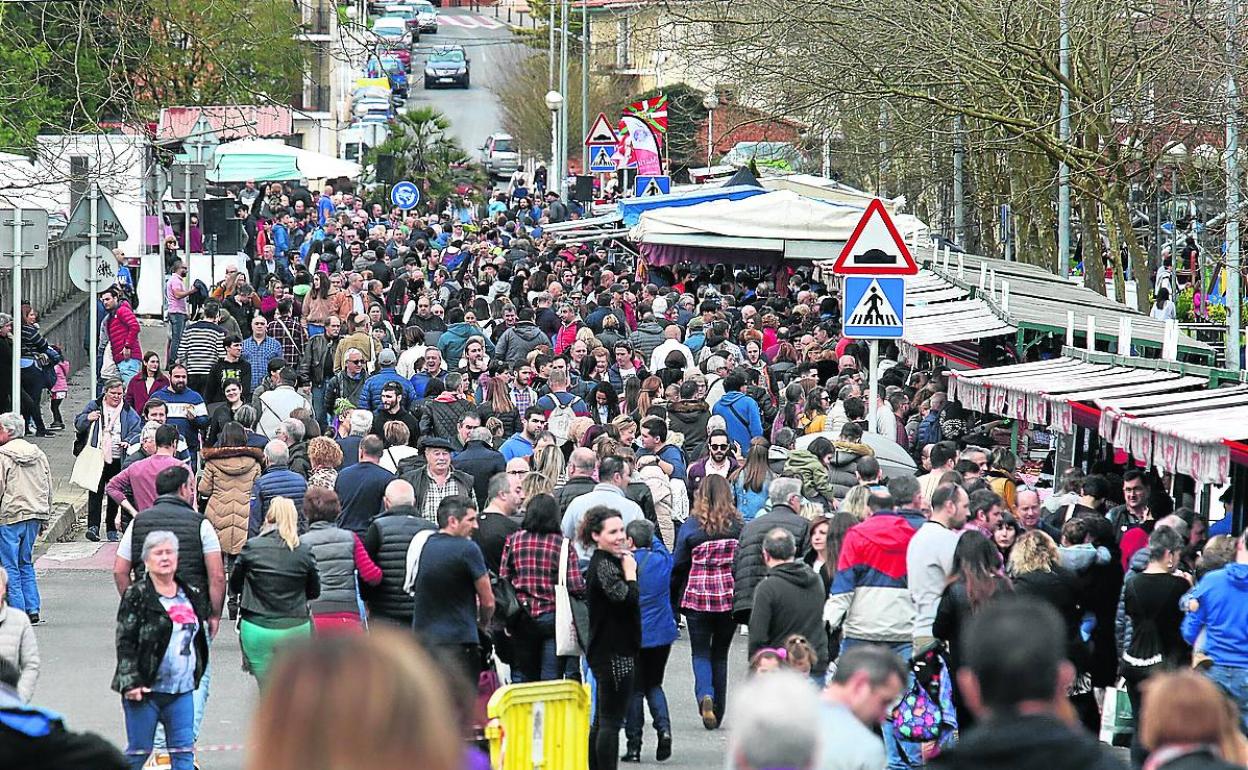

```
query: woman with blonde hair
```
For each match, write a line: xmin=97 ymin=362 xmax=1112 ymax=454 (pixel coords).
xmin=230 ymin=497 xmax=320 ymax=683
xmin=840 ymin=484 xmax=872 ymax=520
xmin=245 ymin=630 xmax=461 ymax=770
xmin=672 ymin=474 xmax=744 ymax=729
xmin=1007 ymin=529 xmax=1095 ymax=730
xmin=531 ymin=443 xmax=566 ymax=487
xmin=1138 ymin=670 xmax=1248 ymax=769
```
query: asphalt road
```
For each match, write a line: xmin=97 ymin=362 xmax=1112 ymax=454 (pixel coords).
xmin=402 ymin=8 xmax=529 ymax=164
xmin=33 ymin=544 xmax=743 ymax=769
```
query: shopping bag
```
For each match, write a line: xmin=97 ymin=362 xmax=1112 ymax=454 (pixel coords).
xmin=1098 ymin=680 xmax=1134 ymax=747
xmin=70 ymin=443 xmax=106 ymax=491
xmin=555 ymin=538 xmax=583 ymax=657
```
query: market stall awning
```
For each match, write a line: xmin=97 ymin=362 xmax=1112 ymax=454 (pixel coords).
xmin=209 ymin=139 xmax=360 ymax=183
xmin=617 ymin=184 xmax=769 ymax=227
xmin=949 ymin=356 xmax=1248 ymax=483
xmin=629 ymin=190 xmax=929 ymax=264
xmin=924 ymin=248 xmax=1213 ymax=360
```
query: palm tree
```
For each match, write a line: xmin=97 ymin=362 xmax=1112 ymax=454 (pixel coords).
xmin=368 ymin=106 xmax=483 ymax=205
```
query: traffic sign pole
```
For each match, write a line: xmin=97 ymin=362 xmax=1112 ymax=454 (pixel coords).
xmin=89 ymin=184 xmax=100 ymax=398
xmin=11 ymin=209 xmax=21 ymax=414
xmin=868 ymin=339 xmax=879 ymax=434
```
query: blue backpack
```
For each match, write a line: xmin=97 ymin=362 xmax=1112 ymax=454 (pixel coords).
xmin=915 ymin=411 xmax=942 ymax=448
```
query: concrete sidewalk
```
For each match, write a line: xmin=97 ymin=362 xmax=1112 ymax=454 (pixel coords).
xmin=32 ymin=321 xmax=167 ymax=552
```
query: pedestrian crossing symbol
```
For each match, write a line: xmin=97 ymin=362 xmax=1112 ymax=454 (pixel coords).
xmin=589 ymin=146 xmax=616 ymax=173
xmin=842 ymin=276 xmax=905 ymax=339
xmin=634 ymin=175 xmax=670 ymax=197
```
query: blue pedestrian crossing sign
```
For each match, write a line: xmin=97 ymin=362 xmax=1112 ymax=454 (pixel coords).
xmin=635 ymin=175 xmax=671 ymax=197
xmin=589 ymin=146 xmax=617 ymax=173
xmin=390 ymin=180 xmax=421 ymax=210
xmin=842 ymin=276 xmax=906 ymax=339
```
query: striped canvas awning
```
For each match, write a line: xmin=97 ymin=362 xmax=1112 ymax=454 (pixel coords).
xmin=949 ymin=358 xmax=1247 ymax=483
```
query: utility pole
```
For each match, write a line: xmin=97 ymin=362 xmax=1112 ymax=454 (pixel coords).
xmin=1228 ymin=0 xmax=1242 ymax=370
xmin=581 ymin=0 xmax=589 ymax=174
xmin=559 ymin=0 xmax=570 ymax=198
xmin=1058 ymin=0 xmax=1072 ymax=278
xmin=952 ymin=115 xmax=965 ymax=247
xmin=548 ymin=0 xmax=556 ymax=90
xmin=88 ymin=185 xmax=100 ymax=396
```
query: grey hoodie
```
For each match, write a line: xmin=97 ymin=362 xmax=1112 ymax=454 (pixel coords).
xmin=495 ymin=321 xmax=547 ymax=366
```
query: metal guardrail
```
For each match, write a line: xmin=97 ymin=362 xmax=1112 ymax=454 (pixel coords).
xmin=0 ymin=239 xmax=90 ymax=374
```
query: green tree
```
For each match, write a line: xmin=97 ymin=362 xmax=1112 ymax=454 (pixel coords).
xmin=367 ymin=107 xmax=484 ymax=206
xmin=0 ymin=0 xmax=307 ymax=153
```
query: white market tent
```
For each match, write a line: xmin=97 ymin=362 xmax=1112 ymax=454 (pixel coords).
xmin=210 ymin=139 xmax=360 ymax=183
xmin=628 ymin=190 xmax=928 ymax=261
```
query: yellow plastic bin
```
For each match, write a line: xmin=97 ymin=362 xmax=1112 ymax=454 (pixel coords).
xmin=485 ymin=680 xmax=591 ymax=770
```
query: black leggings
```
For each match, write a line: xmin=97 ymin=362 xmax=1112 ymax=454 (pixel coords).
xmin=87 ymin=460 xmax=122 ymax=533
xmin=589 ymin=655 xmax=636 ymax=770
xmin=19 ymin=366 xmax=45 ymax=433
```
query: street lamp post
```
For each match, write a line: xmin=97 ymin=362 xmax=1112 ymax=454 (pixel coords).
xmin=545 ymin=90 xmax=564 ymax=195
xmin=702 ymin=92 xmax=719 ymax=170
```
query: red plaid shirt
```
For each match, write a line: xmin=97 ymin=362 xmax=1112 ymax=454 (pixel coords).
xmin=680 ymin=538 xmax=737 ymax=613
xmin=499 ymin=531 xmax=585 ymax=618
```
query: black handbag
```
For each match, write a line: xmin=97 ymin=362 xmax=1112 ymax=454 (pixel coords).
xmin=489 ymin=570 xmax=523 ymax=627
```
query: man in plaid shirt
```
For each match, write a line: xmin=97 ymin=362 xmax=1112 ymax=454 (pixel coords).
xmin=267 ymin=297 xmax=307 ymax=372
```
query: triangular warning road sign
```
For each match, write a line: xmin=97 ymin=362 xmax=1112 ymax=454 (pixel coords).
xmin=640 ymin=178 xmax=664 ymax=197
xmin=62 ymin=184 xmax=130 ymax=243
xmin=846 ymin=278 xmax=902 ymax=327
xmin=585 ymin=112 xmax=619 ymax=146
xmin=831 ymin=198 xmax=917 ymax=275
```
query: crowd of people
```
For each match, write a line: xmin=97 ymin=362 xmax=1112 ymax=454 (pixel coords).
xmin=1 ymin=177 xmax=1247 ymax=770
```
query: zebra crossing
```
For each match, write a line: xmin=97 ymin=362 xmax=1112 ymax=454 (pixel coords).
xmin=437 ymin=13 xmax=506 ymax=29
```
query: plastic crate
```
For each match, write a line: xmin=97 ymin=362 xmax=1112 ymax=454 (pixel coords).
xmin=485 ymin=680 xmax=591 ymax=769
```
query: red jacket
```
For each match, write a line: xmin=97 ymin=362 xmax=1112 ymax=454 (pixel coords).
xmin=106 ymin=302 xmax=142 ymax=362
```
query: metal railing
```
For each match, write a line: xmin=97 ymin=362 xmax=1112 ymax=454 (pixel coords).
xmin=0 ymin=239 xmax=91 ymax=374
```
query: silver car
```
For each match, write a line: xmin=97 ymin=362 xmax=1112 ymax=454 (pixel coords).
xmin=482 ymin=132 xmax=519 ymax=177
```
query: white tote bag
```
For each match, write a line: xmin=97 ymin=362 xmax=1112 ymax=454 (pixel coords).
xmin=70 ymin=423 xmax=106 ymax=491
xmin=554 ymin=538 xmax=583 ymax=657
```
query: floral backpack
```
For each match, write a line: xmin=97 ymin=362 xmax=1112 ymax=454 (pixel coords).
xmin=891 ymin=646 xmax=958 ymax=746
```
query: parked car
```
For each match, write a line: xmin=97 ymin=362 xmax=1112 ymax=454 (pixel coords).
xmin=367 ymin=55 xmax=409 ymax=98
xmin=383 ymin=5 xmax=420 ymax=33
xmin=408 ymin=1 xmax=438 ymax=32
xmin=372 ymin=17 xmax=414 ymax=69
xmin=424 ymin=45 xmax=469 ymax=88
xmin=482 ymin=133 xmax=520 ymax=177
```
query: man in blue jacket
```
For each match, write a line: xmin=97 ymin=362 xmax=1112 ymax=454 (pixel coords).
xmin=249 ymin=440 xmax=307 ymax=536
xmin=711 ymin=371 xmax=762 ymax=455
xmin=357 ymin=349 xmax=417 ymax=412
xmin=623 ymin=518 xmax=676 ymax=763
xmin=1182 ymin=531 xmax=1248 ymax=731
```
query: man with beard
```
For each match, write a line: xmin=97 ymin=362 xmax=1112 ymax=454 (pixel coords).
xmin=371 ymin=382 xmax=420 ymax=443
xmin=408 ymin=294 xmax=448 ymax=340
xmin=150 ymin=363 xmax=209 ymax=471
xmin=686 ymin=429 xmax=740 ymax=496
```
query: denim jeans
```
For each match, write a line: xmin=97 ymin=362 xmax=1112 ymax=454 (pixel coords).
xmin=511 ymin=612 xmax=562 ymax=683
xmin=625 ymin=644 xmax=672 ymax=749
xmin=1207 ymin=664 xmax=1248 ymax=734
xmin=685 ymin=611 xmax=735 ymax=722
xmin=167 ymin=313 xmax=187 ymax=364
xmin=310 ymin=382 xmax=328 ymax=429
xmin=122 ymin=691 xmax=195 ymax=770
xmin=0 ymin=519 xmax=40 ymax=612
xmin=841 ymin=638 xmax=922 ymax=769
xmin=155 ymin=662 xmax=211 ymax=748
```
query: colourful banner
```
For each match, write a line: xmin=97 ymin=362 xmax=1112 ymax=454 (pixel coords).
xmin=615 ymin=115 xmax=663 ymax=175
